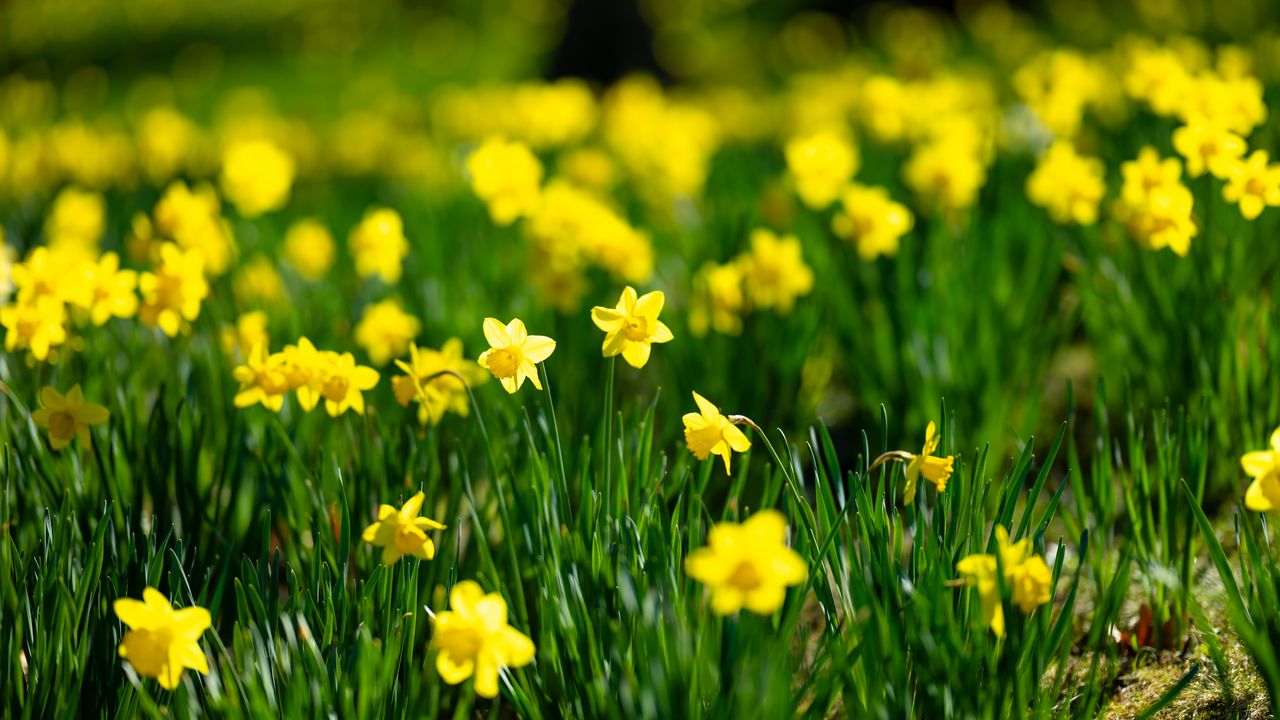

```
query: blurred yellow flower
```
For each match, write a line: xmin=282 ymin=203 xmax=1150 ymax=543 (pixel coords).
xmin=355 ymin=299 xmax=421 ymax=366
xmin=477 ymin=317 xmax=556 ymax=393
xmin=1026 ymin=141 xmax=1106 ymax=226
xmin=1172 ymin=120 xmax=1246 ymax=179
xmin=349 ymin=207 xmax=409 ymax=284
xmin=282 ymin=218 xmax=336 ymax=281
xmin=220 ymin=310 xmax=269 ymax=359
xmin=1222 ymin=150 xmax=1280 ymax=220
xmin=232 ymin=255 xmax=285 ymax=306
xmin=138 ymin=243 xmax=209 ymax=337
xmin=392 ymin=339 xmax=487 ymax=426
xmin=136 ymin=107 xmax=199 ymax=183
xmin=220 ymin=138 xmax=295 ymax=217
xmin=362 ymin=491 xmax=446 ymax=565
xmin=682 ymin=391 xmax=752 ymax=474
xmin=1119 ymin=146 xmax=1182 ymax=207
xmin=31 ymin=384 xmax=108 ymax=449
xmin=432 ymin=580 xmax=536 ymax=698
xmin=688 ymin=261 xmax=745 ymax=338
xmin=44 ymin=186 xmax=105 ymax=250
xmin=1 ymin=294 xmax=67 ymax=361
xmin=1119 ymin=184 xmax=1197 ymax=257
xmin=1241 ymin=426 xmax=1280 ymax=512
xmin=903 ymin=139 xmax=987 ymax=213
xmin=466 ymin=137 xmax=543 ymax=226
xmin=785 ymin=129 xmax=858 ymax=210
xmin=832 ymin=183 xmax=914 ymax=260
xmin=685 ymin=509 xmax=807 ymax=615
xmin=77 ymin=252 xmax=138 ymax=326
xmin=152 ymin=181 xmax=237 ymax=276
xmin=0 ymin=236 xmax=13 ymax=303
xmin=738 ymin=229 xmax=814 ymax=314
xmin=281 ymin=336 xmax=325 ymax=412
xmin=317 ymin=351 xmax=380 ymax=417
xmin=956 ymin=526 xmax=1053 ymax=637
xmin=232 ymin=342 xmax=289 ymax=412
xmin=590 ymin=286 xmax=673 ymax=368
xmin=113 ymin=588 xmax=210 ymax=690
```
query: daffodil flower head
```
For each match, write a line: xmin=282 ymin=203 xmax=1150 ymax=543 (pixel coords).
xmin=31 ymin=384 xmax=109 ymax=450
xmin=232 ymin=342 xmax=290 ymax=412
xmin=477 ymin=317 xmax=556 ymax=393
xmin=1241 ymin=426 xmax=1280 ymax=512
xmin=682 ymin=391 xmax=752 ymax=474
xmin=590 ymin=286 xmax=674 ymax=368
xmin=1 ymin=294 xmax=68 ymax=361
xmin=1222 ymin=150 xmax=1280 ymax=220
xmin=903 ymin=421 xmax=954 ymax=504
xmin=392 ymin=339 xmax=487 ymax=426
xmin=956 ymin=526 xmax=1053 ymax=637
xmin=317 ymin=351 xmax=380 ymax=417
xmin=432 ymin=580 xmax=536 ymax=698
xmin=113 ymin=588 xmax=211 ymax=690
xmin=361 ymin=491 xmax=446 ymax=565
xmin=685 ymin=509 xmax=807 ymax=615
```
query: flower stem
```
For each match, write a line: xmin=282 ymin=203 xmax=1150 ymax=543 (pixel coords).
xmin=539 ymin=362 xmax=569 ymax=493
xmin=603 ymin=356 xmax=615 ymax=508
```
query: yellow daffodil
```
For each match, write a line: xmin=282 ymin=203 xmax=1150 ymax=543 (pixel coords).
xmin=590 ymin=286 xmax=674 ymax=368
xmin=1172 ymin=120 xmax=1246 ymax=179
xmin=1241 ymin=426 xmax=1280 ymax=512
xmin=232 ymin=255 xmax=285 ymax=306
xmin=956 ymin=526 xmax=1053 ymax=638
xmin=152 ymin=181 xmax=237 ymax=276
xmin=785 ymin=129 xmax=858 ymax=210
xmin=1026 ymin=141 xmax=1106 ymax=226
xmin=219 ymin=138 xmax=295 ymax=217
xmin=31 ymin=384 xmax=109 ymax=450
xmin=685 ymin=509 xmax=807 ymax=615
xmin=432 ymin=580 xmax=536 ymax=698
xmin=355 ymin=299 xmax=421 ymax=366
xmin=232 ymin=343 xmax=290 ymax=412
xmin=114 ymin=588 xmax=211 ymax=690
xmin=832 ymin=183 xmax=914 ymax=260
xmin=281 ymin=337 xmax=325 ymax=411
xmin=221 ymin=310 xmax=269 ymax=359
xmin=903 ymin=139 xmax=987 ymax=213
xmin=682 ymin=391 xmax=752 ymax=474
xmin=1 ymin=295 xmax=67 ymax=361
xmin=392 ymin=339 xmax=487 ymax=426
xmin=282 ymin=218 xmax=336 ymax=281
xmin=477 ymin=317 xmax=556 ymax=393
xmin=688 ymin=261 xmax=745 ymax=337
xmin=1222 ymin=150 xmax=1280 ymax=220
xmin=1120 ymin=147 xmax=1183 ymax=207
xmin=138 ymin=243 xmax=209 ymax=337
xmin=349 ymin=207 xmax=410 ymax=284
xmin=318 ymin=351 xmax=380 ymax=417
xmin=361 ymin=491 xmax=447 ymax=565
xmin=737 ymin=229 xmax=814 ymax=315
xmin=77 ymin=252 xmax=138 ymax=325
xmin=44 ymin=186 xmax=105 ymax=250
xmin=904 ymin=421 xmax=955 ymax=504
xmin=466 ymin=137 xmax=544 ymax=226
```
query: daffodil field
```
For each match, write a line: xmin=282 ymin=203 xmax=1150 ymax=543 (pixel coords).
xmin=7 ymin=0 xmax=1280 ymax=717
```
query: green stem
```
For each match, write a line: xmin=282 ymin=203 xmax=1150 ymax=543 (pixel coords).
xmin=603 ymin=357 xmax=615 ymax=510
xmin=539 ymin=363 xmax=569 ymax=493
xmin=730 ymin=416 xmax=820 ymax=550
